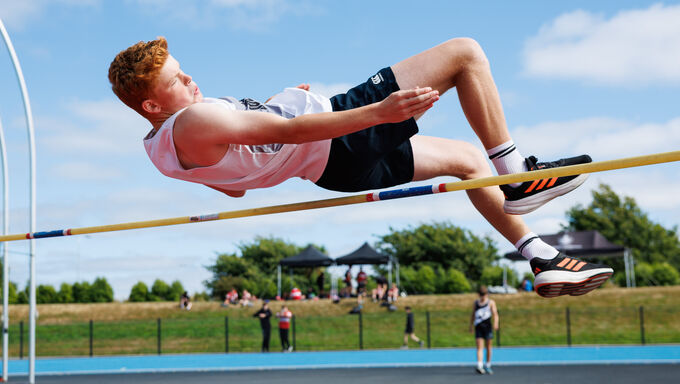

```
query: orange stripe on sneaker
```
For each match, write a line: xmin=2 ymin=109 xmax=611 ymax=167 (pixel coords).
xmin=524 ymin=180 xmax=540 ymax=193
xmin=546 ymin=177 xmax=558 ymax=188
xmin=565 ymin=259 xmax=579 ymax=270
xmin=556 ymin=258 xmax=571 ymax=268
xmin=572 ymin=261 xmax=587 ymax=271
xmin=535 ymin=178 xmax=549 ymax=190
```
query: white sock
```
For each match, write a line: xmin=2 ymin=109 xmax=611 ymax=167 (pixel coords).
xmin=477 ymin=361 xmax=483 ymax=370
xmin=487 ymin=140 xmax=527 ymax=187
xmin=515 ymin=232 xmax=559 ymax=261
xmin=485 ymin=362 xmax=492 ymax=368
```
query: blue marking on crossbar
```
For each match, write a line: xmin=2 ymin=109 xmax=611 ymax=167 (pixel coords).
xmin=378 ymin=185 xmax=433 ymax=200
xmin=31 ymin=230 xmax=66 ymax=239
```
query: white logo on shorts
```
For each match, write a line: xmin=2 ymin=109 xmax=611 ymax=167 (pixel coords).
xmin=371 ymin=73 xmax=384 ymax=85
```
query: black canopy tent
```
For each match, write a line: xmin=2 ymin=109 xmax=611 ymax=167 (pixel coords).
xmin=335 ymin=242 xmax=400 ymax=290
xmin=277 ymin=246 xmax=333 ymax=298
xmin=504 ymin=230 xmax=634 ymax=287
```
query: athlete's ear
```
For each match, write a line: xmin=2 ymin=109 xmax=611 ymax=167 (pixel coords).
xmin=142 ymin=99 xmax=161 ymax=114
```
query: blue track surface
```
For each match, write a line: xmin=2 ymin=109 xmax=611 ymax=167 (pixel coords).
xmin=6 ymin=345 xmax=680 ymax=377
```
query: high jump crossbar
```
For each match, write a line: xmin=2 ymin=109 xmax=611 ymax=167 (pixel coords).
xmin=1 ymin=150 xmax=679 ymax=243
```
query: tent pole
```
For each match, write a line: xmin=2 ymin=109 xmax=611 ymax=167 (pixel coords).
xmin=623 ymin=249 xmax=631 ymax=288
xmin=396 ymin=262 xmax=401 ymax=292
xmin=277 ymin=265 xmax=281 ymax=298
xmin=387 ymin=259 xmax=392 ymax=288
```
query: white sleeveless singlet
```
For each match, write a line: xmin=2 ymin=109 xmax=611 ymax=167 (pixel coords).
xmin=143 ymin=88 xmax=333 ymax=191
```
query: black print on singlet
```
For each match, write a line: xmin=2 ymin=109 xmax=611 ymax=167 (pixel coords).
xmin=238 ymin=98 xmax=284 ymax=154
xmin=239 ymin=98 xmax=268 ymax=111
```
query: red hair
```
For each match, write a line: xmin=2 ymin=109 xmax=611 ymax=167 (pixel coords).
xmin=108 ymin=37 xmax=169 ymax=116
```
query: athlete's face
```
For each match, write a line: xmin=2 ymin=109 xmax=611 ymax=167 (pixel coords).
xmin=145 ymin=55 xmax=203 ymax=115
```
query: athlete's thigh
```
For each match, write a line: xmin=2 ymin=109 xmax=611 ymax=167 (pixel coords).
xmin=410 ymin=135 xmax=491 ymax=181
xmin=391 ymin=38 xmax=479 ymax=95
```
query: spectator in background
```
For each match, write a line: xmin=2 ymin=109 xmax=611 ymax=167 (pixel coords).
xmin=316 ymin=270 xmax=325 ymax=298
xmin=469 ymin=285 xmax=499 ymax=375
xmin=290 ymin=287 xmax=303 ymax=300
xmin=276 ymin=305 xmax=294 ymax=352
xmin=372 ymin=275 xmax=388 ymax=302
xmin=401 ymin=306 xmax=424 ymax=349
xmin=356 ymin=267 xmax=368 ymax=298
xmin=240 ymin=289 xmax=254 ymax=307
xmin=224 ymin=288 xmax=238 ymax=305
xmin=342 ymin=267 xmax=353 ymax=297
xmin=521 ymin=277 xmax=533 ymax=292
xmin=179 ymin=291 xmax=192 ymax=310
xmin=253 ymin=300 xmax=273 ymax=352
xmin=387 ymin=284 xmax=399 ymax=303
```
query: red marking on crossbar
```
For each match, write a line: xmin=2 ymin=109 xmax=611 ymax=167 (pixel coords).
xmin=66 ymin=229 xmax=72 ymax=236
xmin=366 ymin=193 xmax=375 ymax=202
xmin=438 ymin=184 xmax=447 ymax=193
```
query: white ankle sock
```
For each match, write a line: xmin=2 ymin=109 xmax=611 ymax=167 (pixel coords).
xmin=487 ymin=140 xmax=527 ymax=187
xmin=515 ymin=232 xmax=559 ymax=261
xmin=477 ymin=361 xmax=484 ymax=370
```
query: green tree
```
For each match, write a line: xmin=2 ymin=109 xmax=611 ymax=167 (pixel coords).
xmin=204 ymin=237 xmax=326 ymax=299
xmin=239 ymin=236 xmax=303 ymax=275
xmin=479 ymin=266 xmax=518 ymax=287
xmin=440 ymin=268 xmax=471 ymax=294
xmin=652 ymin=262 xmax=680 ymax=286
xmin=565 ymin=184 xmax=680 ymax=277
xmin=17 ymin=285 xmax=28 ymax=304
xmin=90 ymin=277 xmax=114 ymax=302
xmin=37 ymin=285 xmax=58 ymax=304
xmin=57 ymin=283 xmax=73 ymax=303
xmin=7 ymin=281 xmax=18 ymax=304
xmin=72 ymin=281 xmax=92 ymax=303
xmin=169 ymin=280 xmax=185 ymax=301
xmin=150 ymin=279 xmax=171 ymax=301
xmin=377 ymin=221 xmax=499 ymax=281
xmin=129 ymin=281 xmax=149 ymax=302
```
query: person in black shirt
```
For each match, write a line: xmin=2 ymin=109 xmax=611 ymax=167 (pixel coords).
xmin=401 ymin=306 xmax=424 ymax=349
xmin=253 ymin=300 xmax=273 ymax=352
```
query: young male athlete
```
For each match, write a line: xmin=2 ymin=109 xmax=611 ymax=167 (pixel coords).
xmin=469 ymin=286 xmax=499 ymax=374
xmin=108 ymin=37 xmax=613 ymax=298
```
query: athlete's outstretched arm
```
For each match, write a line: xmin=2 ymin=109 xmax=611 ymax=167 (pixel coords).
xmin=174 ymin=87 xmax=439 ymax=148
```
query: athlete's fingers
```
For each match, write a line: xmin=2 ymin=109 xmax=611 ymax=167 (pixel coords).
xmin=398 ymin=87 xmax=433 ymax=99
xmin=403 ymin=90 xmax=439 ymax=107
xmin=406 ymin=92 xmax=439 ymax=110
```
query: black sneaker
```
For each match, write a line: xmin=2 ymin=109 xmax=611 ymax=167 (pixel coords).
xmin=475 ymin=366 xmax=485 ymax=375
xmin=500 ymin=155 xmax=592 ymax=215
xmin=531 ymin=253 xmax=613 ymax=298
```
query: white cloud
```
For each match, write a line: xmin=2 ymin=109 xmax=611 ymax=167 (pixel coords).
xmin=0 ymin=0 xmax=100 ymax=29
xmin=512 ymin=116 xmax=680 ymax=159
xmin=129 ymin=0 xmax=316 ymax=32
xmin=308 ymin=82 xmax=352 ymax=98
xmin=524 ymin=4 xmax=680 ymax=86
xmin=39 ymin=98 xmax=148 ymax=155
xmin=51 ymin=162 xmax=124 ymax=181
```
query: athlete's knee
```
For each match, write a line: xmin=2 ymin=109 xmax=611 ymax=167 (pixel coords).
xmin=457 ymin=143 xmax=491 ymax=180
xmin=445 ymin=37 xmax=490 ymax=71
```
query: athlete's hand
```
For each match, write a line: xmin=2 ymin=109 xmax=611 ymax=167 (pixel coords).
xmin=377 ymin=86 xmax=439 ymax=124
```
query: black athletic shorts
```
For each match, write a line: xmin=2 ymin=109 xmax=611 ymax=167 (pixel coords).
xmin=314 ymin=67 xmax=419 ymax=192
xmin=475 ymin=321 xmax=493 ymax=340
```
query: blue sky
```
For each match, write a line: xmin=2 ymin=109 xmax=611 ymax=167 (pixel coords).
xmin=0 ymin=1 xmax=679 ymax=300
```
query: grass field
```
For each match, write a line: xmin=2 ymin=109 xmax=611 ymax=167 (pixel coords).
xmin=3 ymin=286 xmax=680 ymax=357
